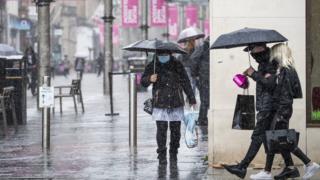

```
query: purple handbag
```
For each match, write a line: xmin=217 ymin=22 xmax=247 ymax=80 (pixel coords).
xmin=233 ymin=74 xmax=249 ymax=89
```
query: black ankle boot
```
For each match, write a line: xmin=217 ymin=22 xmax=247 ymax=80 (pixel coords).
xmin=222 ymin=164 xmax=247 ymax=179
xmin=274 ymin=167 xmax=300 ymax=179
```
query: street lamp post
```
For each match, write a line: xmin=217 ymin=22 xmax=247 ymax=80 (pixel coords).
xmin=102 ymin=0 xmax=114 ymax=95
xmin=141 ymin=0 xmax=149 ymax=40
xmin=34 ymin=0 xmax=53 ymax=151
xmin=103 ymin=0 xmax=119 ymax=117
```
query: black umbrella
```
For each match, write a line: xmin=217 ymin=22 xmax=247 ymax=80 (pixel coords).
xmin=123 ymin=39 xmax=187 ymax=54
xmin=123 ymin=39 xmax=186 ymax=74
xmin=210 ymin=28 xmax=288 ymax=49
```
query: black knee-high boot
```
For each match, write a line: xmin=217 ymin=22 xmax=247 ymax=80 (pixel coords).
xmin=169 ymin=121 xmax=181 ymax=162
xmin=156 ymin=121 xmax=168 ymax=164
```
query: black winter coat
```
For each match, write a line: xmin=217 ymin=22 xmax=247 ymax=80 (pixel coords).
xmin=190 ymin=40 xmax=210 ymax=85
xmin=141 ymin=56 xmax=196 ymax=109
xmin=177 ymin=49 xmax=194 ymax=68
xmin=250 ymin=59 xmax=278 ymax=112
xmin=272 ymin=66 xmax=302 ymax=111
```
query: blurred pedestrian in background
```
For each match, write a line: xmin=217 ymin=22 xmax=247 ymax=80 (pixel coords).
xmin=96 ymin=53 xmax=104 ymax=77
xmin=177 ymin=38 xmax=198 ymax=98
xmin=191 ymin=37 xmax=210 ymax=126
xmin=24 ymin=46 xmax=38 ymax=96
xmin=63 ymin=55 xmax=71 ymax=77
xmin=75 ymin=57 xmax=85 ymax=80
xmin=61 ymin=55 xmax=70 ymax=78
xmin=177 ymin=27 xmax=205 ymax=99
xmin=141 ymin=52 xmax=196 ymax=165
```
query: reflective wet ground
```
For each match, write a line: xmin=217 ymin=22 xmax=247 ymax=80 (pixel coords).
xmin=2 ymin=73 xmax=319 ymax=179
xmin=0 ymin=73 xmax=208 ymax=179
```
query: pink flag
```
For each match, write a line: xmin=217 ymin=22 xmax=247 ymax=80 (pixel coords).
xmin=92 ymin=17 xmax=105 ymax=46
xmin=204 ymin=19 xmax=209 ymax=37
xmin=185 ymin=5 xmax=198 ymax=28
xmin=121 ymin=0 xmax=139 ymax=28
xmin=150 ymin=0 xmax=167 ymax=26
xmin=113 ymin=24 xmax=120 ymax=45
xmin=95 ymin=20 xmax=120 ymax=45
xmin=168 ymin=4 xmax=179 ymax=40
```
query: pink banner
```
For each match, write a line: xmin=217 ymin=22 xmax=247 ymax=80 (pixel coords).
xmin=92 ymin=17 xmax=105 ymax=46
xmin=113 ymin=24 xmax=120 ymax=45
xmin=95 ymin=20 xmax=120 ymax=46
xmin=168 ymin=4 xmax=179 ymax=40
xmin=204 ymin=19 xmax=209 ymax=37
xmin=185 ymin=5 xmax=198 ymax=28
xmin=150 ymin=0 xmax=167 ymax=26
xmin=121 ymin=0 xmax=139 ymax=28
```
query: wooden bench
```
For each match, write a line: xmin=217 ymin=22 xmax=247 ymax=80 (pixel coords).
xmin=54 ymin=79 xmax=84 ymax=114
xmin=0 ymin=86 xmax=18 ymax=136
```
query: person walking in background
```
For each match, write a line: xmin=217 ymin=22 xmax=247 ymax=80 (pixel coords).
xmin=249 ymin=43 xmax=320 ymax=180
xmin=190 ymin=37 xmax=210 ymax=126
xmin=223 ymin=43 xmax=278 ymax=179
xmin=141 ymin=52 xmax=196 ymax=165
xmin=177 ymin=38 xmax=198 ymax=97
xmin=96 ymin=53 xmax=104 ymax=77
xmin=75 ymin=57 xmax=85 ymax=80
xmin=62 ymin=55 xmax=68 ymax=78
xmin=24 ymin=46 xmax=38 ymax=96
xmin=63 ymin=55 xmax=71 ymax=77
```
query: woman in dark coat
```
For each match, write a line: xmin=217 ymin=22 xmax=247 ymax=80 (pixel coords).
xmin=260 ymin=43 xmax=320 ymax=180
xmin=141 ymin=52 xmax=196 ymax=165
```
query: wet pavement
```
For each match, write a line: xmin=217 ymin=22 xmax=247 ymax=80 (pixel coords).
xmin=2 ymin=73 xmax=319 ymax=179
xmin=0 ymin=73 xmax=208 ymax=179
xmin=205 ymin=166 xmax=320 ymax=180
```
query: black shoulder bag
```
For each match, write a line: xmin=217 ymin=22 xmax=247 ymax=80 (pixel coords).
xmin=265 ymin=69 xmax=300 ymax=153
xmin=143 ymin=59 xmax=156 ymax=115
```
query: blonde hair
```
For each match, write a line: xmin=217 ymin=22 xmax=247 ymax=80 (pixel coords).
xmin=270 ymin=43 xmax=295 ymax=69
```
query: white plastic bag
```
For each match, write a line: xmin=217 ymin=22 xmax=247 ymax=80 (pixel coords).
xmin=183 ymin=108 xmax=199 ymax=148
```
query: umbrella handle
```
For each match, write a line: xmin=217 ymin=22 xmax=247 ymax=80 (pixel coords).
xmin=247 ymin=49 xmax=252 ymax=66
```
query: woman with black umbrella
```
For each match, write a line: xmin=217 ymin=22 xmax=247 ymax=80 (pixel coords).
xmin=141 ymin=51 xmax=196 ymax=165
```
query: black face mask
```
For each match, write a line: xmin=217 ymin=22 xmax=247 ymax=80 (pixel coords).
xmin=250 ymin=49 xmax=270 ymax=64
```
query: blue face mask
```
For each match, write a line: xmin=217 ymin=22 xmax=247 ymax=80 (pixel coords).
xmin=158 ymin=55 xmax=170 ymax=64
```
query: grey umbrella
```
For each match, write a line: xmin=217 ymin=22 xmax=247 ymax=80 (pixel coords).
xmin=0 ymin=44 xmax=19 ymax=56
xmin=210 ymin=27 xmax=288 ymax=49
xmin=122 ymin=39 xmax=187 ymax=54
xmin=177 ymin=27 xmax=205 ymax=43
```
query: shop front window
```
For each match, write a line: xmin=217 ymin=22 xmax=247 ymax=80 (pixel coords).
xmin=307 ymin=0 xmax=320 ymax=126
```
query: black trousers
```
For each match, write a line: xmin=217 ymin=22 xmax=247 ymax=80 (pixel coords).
xmin=239 ymin=111 xmax=274 ymax=168
xmin=265 ymin=106 xmax=311 ymax=172
xmin=156 ymin=121 xmax=181 ymax=157
xmin=198 ymin=86 xmax=209 ymax=125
